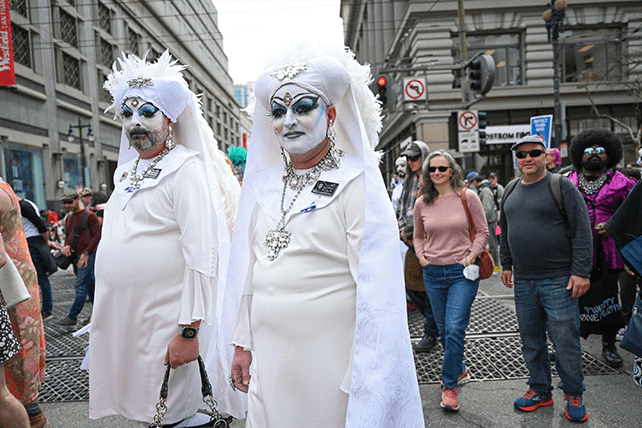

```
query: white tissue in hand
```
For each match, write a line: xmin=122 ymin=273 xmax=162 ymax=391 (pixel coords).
xmin=463 ymin=264 xmax=480 ymax=281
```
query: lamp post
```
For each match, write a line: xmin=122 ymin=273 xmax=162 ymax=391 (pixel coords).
xmin=543 ymin=0 xmax=568 ymax=149
xmin=67 ymin=118 xmax=94 ymax=188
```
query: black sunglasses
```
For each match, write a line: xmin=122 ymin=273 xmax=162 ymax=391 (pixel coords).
xmin=407 ymin=154 xmax=421 ymax=162
xmin=428 ymin=166 xmax=450 ymax=173
xmin=515 ymin=149 xmax=545 ymax=159
xmin=63 ymin=200 xmax=76 ymax=205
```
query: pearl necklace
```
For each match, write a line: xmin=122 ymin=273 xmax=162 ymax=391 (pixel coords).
xmin=263 ymin=143 xmax=344 ymax=261
xmin=129 ymin=145 xmax=173 ymax=186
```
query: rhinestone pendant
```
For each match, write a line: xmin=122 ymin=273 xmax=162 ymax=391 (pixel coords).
xmin=264 ymin=228 xmax=291 ymax=261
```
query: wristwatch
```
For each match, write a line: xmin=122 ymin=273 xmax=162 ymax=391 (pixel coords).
xmin=177 ymin=326 xmax=199 ymax=339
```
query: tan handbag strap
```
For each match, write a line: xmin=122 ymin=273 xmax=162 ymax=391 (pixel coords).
xmin=460 ymin=188 xmax=476 ymax=244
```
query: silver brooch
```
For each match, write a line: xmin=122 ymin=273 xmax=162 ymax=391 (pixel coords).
xmin=127 ymin=77 xmax=153 ymax=87
xmin=270 ymin=60 xmax=308 ymax=81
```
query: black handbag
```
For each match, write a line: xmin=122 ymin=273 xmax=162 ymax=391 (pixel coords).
xmin=54 ymin=252 xmax=74 ymax=270
xmin=55 ymin=210 xmax=90 ymax=269
xmin=621 ymin=291 xmax=642 ymax=358
xmin=148 ymin=356 xmax=229 ymax=428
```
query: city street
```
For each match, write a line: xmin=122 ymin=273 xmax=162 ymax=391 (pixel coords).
xmin=38 ymin=268 xmax=641 ymax=427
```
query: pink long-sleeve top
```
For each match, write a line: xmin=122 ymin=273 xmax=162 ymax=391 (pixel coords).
xmin=413 ymin=189 xmax=489 ymax=266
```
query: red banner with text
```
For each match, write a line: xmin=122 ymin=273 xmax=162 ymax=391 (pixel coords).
xmin=0 ymin=0 xmax=16 ymax=86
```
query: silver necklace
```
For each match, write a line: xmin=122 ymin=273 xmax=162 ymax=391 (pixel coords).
xmin=578 ymin=172 xmax=608 ymax=195
xmin=263 ymin=143 xmax=344 ymax=261
xmin=129 ymin=145 xmax=174 ymax=186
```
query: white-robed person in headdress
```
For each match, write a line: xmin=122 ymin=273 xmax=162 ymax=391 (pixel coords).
xmin=228 ymin=44 xmax=424 ymax=428
xmin=88 ymin=51 xmax=246 ymax=427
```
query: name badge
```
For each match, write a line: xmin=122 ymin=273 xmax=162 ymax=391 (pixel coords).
xmin=144 ymin=168 xmax=162 ymax=179
xmin=311 ymin=180 xmax=339 ymax=197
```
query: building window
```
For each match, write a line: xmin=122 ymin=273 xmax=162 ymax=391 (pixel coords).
xmin=100 ymin=38 xmax=113 ymax=67
xmin=97 ymin=2 xmax=111 ymax=34
xmin=216 ymin=122 xmax=221 ymax=136
xmin=98 ymin=71 xmax=111 ymax=103
xmin=60 ymin=9 xmax=78 ymax=47
xmin=207 ymin=96 xmax=213 ymax=112
xmin=452 ymin=33 xmax=522 ymax=88
xmin=9 ymin=0 xmax=28 ymax=19
xmin=11 ymin=24 xmax=32 ymax=68
xmin=562 ymin=28 xmax=623 ymax=83
xmin=147 ymin=46 xmax=161 ymax=62
xmin=127 ymin=28 xmax=139 ymax=55
xmin=3 ymin=143 xmax=45 ymax=208
xmin=62 ymin=52 xmax=81 ymax=89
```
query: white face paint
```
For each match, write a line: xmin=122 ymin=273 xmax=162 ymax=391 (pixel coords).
xmin=270 ymin=85 xmax=329 ymax=155
xmin=121 ymin=97 xmax=169 ymax=153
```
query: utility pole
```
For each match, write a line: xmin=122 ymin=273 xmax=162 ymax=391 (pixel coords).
xmin=543 ymin=0 xmax=568 ymax=149
xmin=458 ymin=0 xmax=468 ymax=104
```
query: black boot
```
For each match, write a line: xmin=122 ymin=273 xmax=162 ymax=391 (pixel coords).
xmin=602 ymin=332 xmax=624 ymax=368
xmin=414 ymin=335 xmax=439 ymax=353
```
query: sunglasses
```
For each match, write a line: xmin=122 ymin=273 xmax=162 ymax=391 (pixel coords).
xmin=515 ymin=149 xmax=544 ymax=159
xmin=584 ymin=147 xmax=606 ymax=156
xmin=407 ymin=154 xmax=421 ymax=162
xmin=63 ymin=200 xmax=76 ymax=205
xmin=428 ymin=166 xmax=450 ymax=173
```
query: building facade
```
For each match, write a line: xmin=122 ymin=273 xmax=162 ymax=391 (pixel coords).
xmin=341 ymin=0 xmax=642 ymax=184
xmin=2 ymin=0 xmax=243 ymax=210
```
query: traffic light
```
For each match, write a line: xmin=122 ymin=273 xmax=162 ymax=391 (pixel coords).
xmin=467 ymin=55 xmax=496 ymax=99
xmin=478 ymin=111 xmax=488 ymax=145
xmin=370 ymin=73 xmax=397 ymax=108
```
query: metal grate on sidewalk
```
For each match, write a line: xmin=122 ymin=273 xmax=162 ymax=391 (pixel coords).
xmin=413 ymin=336 xmax=621 ymax=384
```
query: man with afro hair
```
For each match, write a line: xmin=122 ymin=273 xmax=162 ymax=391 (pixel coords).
xmin=566 ymin=128 xmax=636 ymax=368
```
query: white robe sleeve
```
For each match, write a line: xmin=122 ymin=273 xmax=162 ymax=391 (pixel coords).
xmin=173 ymin=157 xmax=218 ymax=325
xmin=230 ymin=203 xmax=259 ymax=350
xmin=340 ymin=173 xmax=365 ymax=393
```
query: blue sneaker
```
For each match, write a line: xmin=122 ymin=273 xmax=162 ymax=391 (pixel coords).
xmin=514 ymin=389 xmax=553 ymax=412
xmin=565 ymin=394 xmax=588 ymax=422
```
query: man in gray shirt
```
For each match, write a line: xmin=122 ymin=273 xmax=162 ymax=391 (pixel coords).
xmin=500 ymin=135 xmax=593 ymax=423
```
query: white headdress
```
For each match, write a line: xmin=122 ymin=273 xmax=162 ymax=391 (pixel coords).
xmin=104 ymin=50 xmax=240 ymax=236
xmin=104 ymin=51 xmax=245 ymax=417
xmin=228 ymin=43 xmax=424 ymax=427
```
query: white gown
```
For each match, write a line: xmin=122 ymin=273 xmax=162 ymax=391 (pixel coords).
xmin=89 ymin=150 xmax=219 ymax=424
xmin=233 ymin=173 xmax=364 ymax=428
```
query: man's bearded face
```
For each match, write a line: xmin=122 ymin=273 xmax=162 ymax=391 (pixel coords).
xmin=581 ymin=145 xmax=608 ymax=173
xmin=121 ymin=97 xmax=170 ymax=153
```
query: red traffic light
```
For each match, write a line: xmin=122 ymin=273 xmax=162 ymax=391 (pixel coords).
xmin=377 ymin=76 xmax=387 ymax=86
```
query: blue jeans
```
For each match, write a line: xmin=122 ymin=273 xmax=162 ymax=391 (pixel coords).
xmin=68 ymin=253 xmax=95 ymax=321
xmin=423 ymin=263 xmax=479 ymax=389
xmin=29 ymin=246 xmax=52 ymax=313
xmin=514 ymin=276 xmax=585 ymax=398
xmin=406 ymin=288 xmax=440 ymax=338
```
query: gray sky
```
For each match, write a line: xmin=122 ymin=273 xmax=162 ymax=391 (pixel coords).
xmin=213 ymin=0 xmax=344 ymax=84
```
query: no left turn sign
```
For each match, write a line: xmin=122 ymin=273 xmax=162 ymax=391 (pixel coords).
xmin=458 ymin=110 xmax=478 ymax=131
xmin=403 ymin=77 xmax=426 ymax=101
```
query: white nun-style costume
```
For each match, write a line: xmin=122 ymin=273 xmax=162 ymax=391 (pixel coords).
xmin=227 ymin=44 xmax=424 ymax=428
xmin=88 ymin=51 xmax=246 ymax=424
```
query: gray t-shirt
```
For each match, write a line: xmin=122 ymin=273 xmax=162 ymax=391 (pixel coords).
xmin=499 ymin=173 xmax=593 ymax=280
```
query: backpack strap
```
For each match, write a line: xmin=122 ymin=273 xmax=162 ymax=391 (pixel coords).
xmin=500 ymin=177 xmax=521 ymax=213
xmin=549 ymin=173 xmax=571 ymax=238
xmin=69 ymin=210 xmax=90 ymax=252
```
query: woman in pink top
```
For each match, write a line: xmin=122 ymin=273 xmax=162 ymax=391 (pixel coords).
xmin=413 ymin=150 xmax=488 ymax=412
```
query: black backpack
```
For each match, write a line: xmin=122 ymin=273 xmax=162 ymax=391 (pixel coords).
xmin=501 ymin=173 xmax=571 ymax=238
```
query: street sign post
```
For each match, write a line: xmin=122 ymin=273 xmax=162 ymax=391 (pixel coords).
xmin=458 ymin=131 xmax=479 ymax=153
xmin=403 ymin=77 xmax=426 ymax=101
xmin=458 ymin=110 xmax=478 ymax=132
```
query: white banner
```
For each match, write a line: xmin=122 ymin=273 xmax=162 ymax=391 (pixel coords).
xmin=484 ymin=125 xmax=531 ymax=145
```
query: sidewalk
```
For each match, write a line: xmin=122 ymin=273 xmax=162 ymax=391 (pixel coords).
xmin=38 ymin=270 xmax=641 ymax=427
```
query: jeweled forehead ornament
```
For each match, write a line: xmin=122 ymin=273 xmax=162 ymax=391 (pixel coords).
xmin=270 ymin=60 xmax=308 ymax=81
xmin=269 ymin=60 xmax=331 ymax=107
xmin=127 ymin=77 xmax=153 ymax=88
xmin=283 ymin=93 xmax=293 ymax=107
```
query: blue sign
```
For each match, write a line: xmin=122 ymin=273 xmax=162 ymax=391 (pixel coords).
xmin=530 ymin=115 xmax=553 ymax=149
